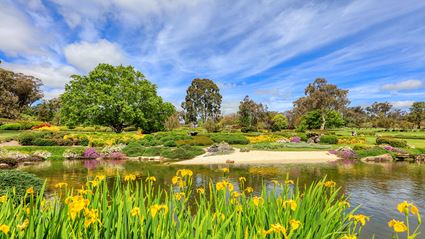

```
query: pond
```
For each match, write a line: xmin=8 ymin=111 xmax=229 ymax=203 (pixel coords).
xmin=19 ymin=160 xmax=425 ymax=239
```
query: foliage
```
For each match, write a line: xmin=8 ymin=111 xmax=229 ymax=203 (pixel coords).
xmin=376 ymin=137 xmax=408 ymax=148
xmin=320 ymin=135 xmax=338 ymax=144
xmin=328 ymin=147 xmax=357 ymax=160
xmin=63 ymin=148 xmax=85 ymax=159
xmin=0 ymin=122 xmax=38 ymax=130
xmin=271 ymin=114 xmax=288 ymax=131
xmin=182 ymin=78 xmax=222 ymax=124
xmin=0 ymin=170 xmax=42 ymax=198
xmin=251 ymin=142 xmax=331 ymax=150
xmin=238 ymin=96 xmax=266 ymax=132
xmin=176 ymin=135 xmax=214 ymax=146
xmin=300 ymin=110 xmax=344 ymax=130
xmin=337 ymin=137 xmax=366 ymax=145
xmin=160 ymin=145 xmax=205 ymax=159
xmin=0 ymin=174 xmax=375 ymax=238
xmin=409 ymin=102 xmax=425 ymax=129
xmin=355 ymin=147 xmax=390 ymax=158
xmin=33 ymin=98 xmax=61 ymax=123
xmin=60 ymin=64 xmax=175 ymax=133
xmin=290 ymin=136 xmax=301 ymax=143
xmin=64 ymin=132 xmax=144 ymax=147
xmin=83 ymin=148 xmax=100 ymax=159
xmin=0 ymin=67 xmax=43 ymax=119
xmin=164 ymin=113 xmax=181 ymax=131
xmin=246 ymin=134 xmax=282 ymax=144
xmin=210 ymin=133 xmax=249 ymax=145
xmin=202 ymin=119 xmax=222 ymax=133
xmin=293 ymin=78 xmax=349 ymax=130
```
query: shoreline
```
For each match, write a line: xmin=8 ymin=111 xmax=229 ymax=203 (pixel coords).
xmin=173 ymin=149 xmax=339 ymax=165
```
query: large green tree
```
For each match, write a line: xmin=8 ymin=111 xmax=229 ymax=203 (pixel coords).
xmin=366 ymin=102 xmax=393 ymax=129
xmin=293 ymin=78 xmax=349 ymax=130
xmin=409 ymin=101 xmax=425 ymax=129
xmin=181 ymin=78 xmax=222 ymax=125
xmin=60 ymin=64 xmax=175 ymax=133
xmin=34 ymin=98 xmax=61 ymax=123
xmin=0 ymin=67 xmax=43 ymax=118
xmin=238 ymin=96 xmax=266 ymax=132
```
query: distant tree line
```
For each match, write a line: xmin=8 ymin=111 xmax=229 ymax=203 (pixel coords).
xmin=1 ymin=62 xmax=424 ymax=132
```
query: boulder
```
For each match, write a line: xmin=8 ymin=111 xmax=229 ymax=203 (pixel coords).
xmin=225 ymin=160 xmax=235 ymax=164
xmin=415 ymin=154 xmax=425 ymax=162
xmin=362 ymin=154 xmax=393 ymax=162
xmin=0 ymin=163 xmax=12 ymax=169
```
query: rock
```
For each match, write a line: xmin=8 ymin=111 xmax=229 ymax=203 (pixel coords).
xmin=362 ymin=154 xmax=393 ymax=162
xmin=225 ymin=160 xmax=235 ymax=164
xmin=0 ymin=163 xmax=12 ymax=169
xmin=207 ymin=142 xmax=234 ymax=155
xmin=307 ymin=136 xmax=320 ymax=144
xmin=415 ymin=154 xmax=425 ymax=161
xmin=240 ymin=148 xmax=250 ymax=152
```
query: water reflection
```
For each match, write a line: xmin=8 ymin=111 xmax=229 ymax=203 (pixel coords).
xmin=20 ymin=160 xmax=425 ymax=239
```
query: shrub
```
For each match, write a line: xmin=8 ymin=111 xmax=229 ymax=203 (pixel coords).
xmin=160 ymin=145 xmax=205 ymax=159
xmin=337 ymin=137 xmax=366 ymax=145
xmin=163 ymin=140 xmax=177 ymax=147
xmin=142 ymin=147 xmax=163 ymax=156
xmin=0 ymin=170 xmax=42 ymax=198
xmin=355 ymin=146 xmax=390 ymax=158
xmin=63 ymin=148 xmax=84 ymax=159
xmin=290 ymin=136 xmax=301 ymax=143
xmin=320 ymin=135 xmax=338 ymax=144
xmin=352 ymin=144 xmax=373 ymax=150
xmin=0 ymin=122 xmax=37 ymax=130
xmin=18 ymin=132 xmax=46 ymax=145
xmin=83 ymin=147 xmax=100 ymax=159
xmin=241 ymin=126 xmax=257 ymax=133
xmin=203 ymin=120 xmax=222 ymax=133
xmin=210 ymin=134 xmax=249 ymax=145
xmin=176 ymin=135 xmax=214 ymax=146
xmin=328 ymin=147 xmax=357 ymax=160
xmin=376 ymin=137 xmax=407 ymax=148
xmin=101 ymin=144 xmax=126 ymax=155
xmin=32 ymin=150 xmax=52 ymax=159
xmin=123 ymin=142 xmax=146 ymax=157
xmin=33 ymin=138 xmax=56 ymax=146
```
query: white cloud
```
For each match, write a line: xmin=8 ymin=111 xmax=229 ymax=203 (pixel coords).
xmin=0 ymin=1 xmax=43 ymax=56
xmin=382 ymin=80 xmax=423 ymax=91
xmin=391 ymin=101 xmax=414 ymax=108
xmin=64 ymin=39 xmax=127 ymax=72
xmin=3 ymin=62 xmax=78 ymax=88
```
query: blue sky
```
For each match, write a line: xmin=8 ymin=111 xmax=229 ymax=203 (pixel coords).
xmin=1 ymin=0 xmax=424 ymax=113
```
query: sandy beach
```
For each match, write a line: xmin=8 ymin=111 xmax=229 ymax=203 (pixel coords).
xmin=174 ymin=149 xmax=339 ymax=165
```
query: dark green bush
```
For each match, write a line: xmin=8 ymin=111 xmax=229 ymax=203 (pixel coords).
xmin=176 ymin=135 xmax=214 ymax=146
xmin=241 ymin=126 xmax=257 ymax=133
xmin=142 ymin=147 xmax=163 ymax=156
xmin=376 ymin=137 xmax=407 ymax=148
xmin=160 ymin=145 xmax=205 ymax=159
xmin=355 ymin=147 xmax=391 ymax=158
xmin=18 ymin=132 xmax=48 ymax=145
xmin=122 ymin=142 xmax=146 ymax=157
xmin=33 ymin=138 xmax=56 ymax=146
xmin=320 ymin=135 xmax=338 ymax=144
xmin=210 ymin=134 xmax=249 ymax=145
xmin=163 ymin=140 xmax=177 ymax=147
xmin=0 ymin=170 xmax=42 ymax=198
xmin=353 ymin=144 xmax=374 ymax=150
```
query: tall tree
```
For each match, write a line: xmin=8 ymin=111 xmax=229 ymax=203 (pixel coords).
xmin=34 ymin=98 xmax=61 ymax=123
xmin=409 ymin=102 xmax=425 ymax=129
xmin=0 ymin=67 xmax=43 ymax=118
xmin=60 ymin=64 xmax=175 ymax=133
xmin=366 ymin=102 xmax=393 ymax=129
xmin=344 ymin=106 xmax=368 ymax=128
xmin=293 ymin=78 xmax=349 ymax=130
xmin=182 ymin=78 xmax=222 ymax=125
xmin=238 ymin=96 xmax=266 ymax=132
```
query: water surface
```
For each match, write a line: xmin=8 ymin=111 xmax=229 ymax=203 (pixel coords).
xmin=20 ymin=160 xmax=425 ymax=239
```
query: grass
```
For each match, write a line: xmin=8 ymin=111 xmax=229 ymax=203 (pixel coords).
xmin=0 ymin=172 xmax=372 ymax=238
xmin=3 ymin=146 xmax=85 ymax=160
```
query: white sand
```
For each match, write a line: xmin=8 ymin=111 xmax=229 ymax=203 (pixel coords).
xmin=174 ymin=149 xmax=339 ymax=165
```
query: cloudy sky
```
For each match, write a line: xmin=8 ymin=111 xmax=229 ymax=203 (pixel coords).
xmin=1 ymin=0 xmax=424 ymax=113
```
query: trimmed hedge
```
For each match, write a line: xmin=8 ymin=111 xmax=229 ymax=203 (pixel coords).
xmin=0 ymin=122 xmax=38 ymax=130
xmin=0 ymin=171 xmax=42 ymax=198
xmin=320 ymin=135 xmax=338 ymax=144
xmin=376 ymin=137 xmax=407 ymax=148
xmin=210 ymin=134 xmax=249 ymax=145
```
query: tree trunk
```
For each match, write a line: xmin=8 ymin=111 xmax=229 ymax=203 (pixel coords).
xmin=320 ymin=113 xmax=326 ymax=130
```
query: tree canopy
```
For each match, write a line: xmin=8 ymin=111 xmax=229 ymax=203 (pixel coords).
xmin=293 ymin=78 xmax=349 ymax=130
xmin=409 ymin=102 xmax=425 ymax=129
xmin=60 ymin=64 xmax=175 ymax=133
xmin=0 ymin=67 xmax=43 ymax=119
xmin=182 ymin=78 xmax=222 ymax=125
xmin=238 ymin=96 xmax=266 ymax=132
